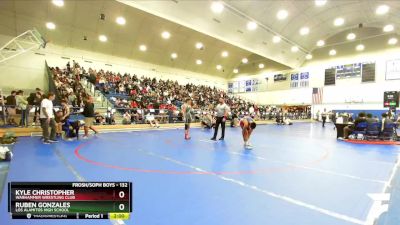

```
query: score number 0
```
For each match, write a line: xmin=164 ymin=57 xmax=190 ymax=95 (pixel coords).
xmin=118 ymin=191 xmax=125 ymax=211
xmin=117 ymin=183 xmax=128 ymax=211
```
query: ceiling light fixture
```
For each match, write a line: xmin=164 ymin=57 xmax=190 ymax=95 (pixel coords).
xmin=247 ymin=21 xmax=258 ymax=30
xmin=139 ymin=45 xmax=147 ymax=51
xmin=98 ymin=35 xmax=107 ymax=42
xmin=52 ymin=0 xmax=64 ymax=7
xmin=383 ymin=24 xmax=394 ymax=32
xmin=306 ymin=54 xmax=313 ymax=60
xmin=388 ymin=38 xmax=398 ymax=45
xmin=376 ymin=5 xmax=389 ymax=15
xmin=196 ymin=59 xmax=202 ymax=65
xmin=258 ymin=63 xmax=265 ymax=69
xmin=116 ymin=16 xmax=126 ymax=25
xmin=299 ymin=27 xmax=310 ymax=36
xmin=242 ymin=58 xmax=248 ymax=64
xmin=272 ymin=36 xmax=281 ymax=43
xmin=315 ymin=0 xmax=327 ymax=7
xmin=316 ymin=40 xmax=325 ymax=47
xmin=347 ymin=33 xmax=356 ymax=40
xmin=291 ymin=46 xmax=299 ymax=52
xmin=171 ymin=53 xmax=178 ymax=59
xmin=233 ymin=68 xmax=239 ymax=74
xmin=46 ymin=22 xmax=56 ymax=30
xmin=276 ymin=10 xmax=288 ymax=20
xmin=334 ymin=17 xmax=344 ymax=26
xmin=356 ymin=44 xmax=365 ymax=51
xmin=329 ymin=49 xmax=336 ymax=56
xmin=221 ymin=51 xmax=229 ymax=57
xmin=161 ymin=31 xmax=171 ymax=39
xmin=195 ymin=42 xmax=204 ymax=49
xmin=211 ymin=1 xmax=224 ymax=13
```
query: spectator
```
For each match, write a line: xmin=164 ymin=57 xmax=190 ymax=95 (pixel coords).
xmin=82 ymin=96 xmax=99 ymax=138
xmin=321 ymin=108 xmax=327 ymax=127
xmin=122 ymin=111 xmax=131 ymax=125
xmin=366 ymin=114 xmax=375 ymax=125
xmin=381 ymin=113 xmax=393 ymax=132
xmin=6 ymin=91 xmax=17 ymax=125
xmin=16 ymin=90 xmax=28 ymax=127
xmin=343 ymin=112 xmax=367 ymax=139
xmin=32 ymin=92 xmax=42 ymax=126
xmin=40 ymin=92 xmax=58 ymax=144
xmin=145 ymin=112 xmax=160 ymax=128
xmin=200 ymin=111 xmax=213 ymax=129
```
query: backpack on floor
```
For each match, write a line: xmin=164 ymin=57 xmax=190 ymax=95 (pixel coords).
xmin=0 ymin=146 xmax=12 ymax=161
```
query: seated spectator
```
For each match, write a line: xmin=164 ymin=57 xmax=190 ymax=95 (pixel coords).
xmin=145 ymin=112 xmax=160 ymax=128
xmin=284 ymin=117 xmax=293 ymax=125
xmin=381 ymin=113 xmax=393 ymax=132
xmin=343 ymin=112 xmax=367 ymax=139
xmin=105 ymin=108 xmax=116 ymax=125
xmin=230 ymin=111 xmax=239 ymax=127
xmin=276 ymin=114 xmax=284 ymax=125
xmin=95 ymin=113 xmax=105 ymax=125
xmin=122 ymin=111 xmax=131 ymax=125
xmin=201 ymin=112 xmax=213 ymax=129
xmin=366 ymin=114 xmax=375 ymax=125
xmin=130 ymin=110 xmax=141 ymax=124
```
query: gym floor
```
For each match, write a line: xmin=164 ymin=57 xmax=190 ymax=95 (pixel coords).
xmin=0 ymin=122 xmax=399 ymax=225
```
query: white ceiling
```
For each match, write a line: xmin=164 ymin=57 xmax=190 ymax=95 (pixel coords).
xmin=0 ymin=0 xmax=289 ymax=78
xmin=0 ymin=0 xmax=399 ymax=78
xmin=120 ymin=0 xmax=400 ymax=69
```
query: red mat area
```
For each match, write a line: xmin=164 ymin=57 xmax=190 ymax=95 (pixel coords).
xmin=344 ymin=139 xmax=400 ymax=145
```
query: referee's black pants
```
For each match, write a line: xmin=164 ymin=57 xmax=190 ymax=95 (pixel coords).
xmin=212 ymin=116 xmax=225 ymax=139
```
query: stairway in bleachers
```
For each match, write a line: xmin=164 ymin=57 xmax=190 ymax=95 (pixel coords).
xmin=80 ymin=79 xmax=124 ymax=124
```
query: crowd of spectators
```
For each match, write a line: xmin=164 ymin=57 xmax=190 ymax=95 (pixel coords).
xmin=0 ymin=61 xmax=311 ymax=128
xmin=81 ymin=65 xmax=311 ymax=123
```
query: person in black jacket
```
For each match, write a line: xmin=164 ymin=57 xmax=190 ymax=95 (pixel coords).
xmin=343 ymin=112 xmax=367 ymax=139
xmin=82 ymin=96 xmax=98 ymax=139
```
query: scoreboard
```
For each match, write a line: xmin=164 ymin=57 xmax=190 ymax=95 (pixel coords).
xmin=384 ymin=91 xmax=399 ymax=108
xmin=9 ymin=182 xmax=132 ymax=219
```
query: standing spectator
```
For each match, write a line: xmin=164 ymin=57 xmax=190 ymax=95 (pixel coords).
xmin=211 ymin=97 xmax=229 ymax=141
xmin=182 ymin=98 xmax=193 ymax=140
xmin=32 ymin=92 xmax=42 ymax=126
xmin=82 ymin=96 xmax=98 ymax=139
xmin=0 ymin=94 xmax=5 ymax=125
xmin=6 ymin=91 xmax=17 ymax=125
xmin=321 ymin=108 xmax=327 ymax=127
xmin=16 ymin=90 xmax=28 ymax=127
xmin=40 ymin=92 xmax=58 ymax=144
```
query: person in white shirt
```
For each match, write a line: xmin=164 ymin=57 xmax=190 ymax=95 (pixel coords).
xmin=40 ymin=92 xmax=58 ymax=144
xmin=211 ymin=98 xmax=230 ymax=141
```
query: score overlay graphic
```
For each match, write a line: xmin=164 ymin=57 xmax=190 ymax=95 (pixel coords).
xmin=8 ymin=182 xmax=132 ymax=219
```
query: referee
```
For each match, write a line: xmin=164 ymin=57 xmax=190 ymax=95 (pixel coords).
xmin=211 ymin=97 xmax=229 ymax=141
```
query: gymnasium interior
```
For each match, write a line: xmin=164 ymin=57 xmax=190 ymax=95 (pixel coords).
xmin=0 ymin=1 xmax=400 ymax=225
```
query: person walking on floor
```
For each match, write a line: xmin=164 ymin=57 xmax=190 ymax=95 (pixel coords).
xmin=40 ymin=92 xmax=58 ymax=144
xmin=321 ymin=108 xmax=327 ymax=127
xmin=211 ymin=97 xmax=229 ymax=141
xmin=82 ymin=96 xmax=98 ymax=139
